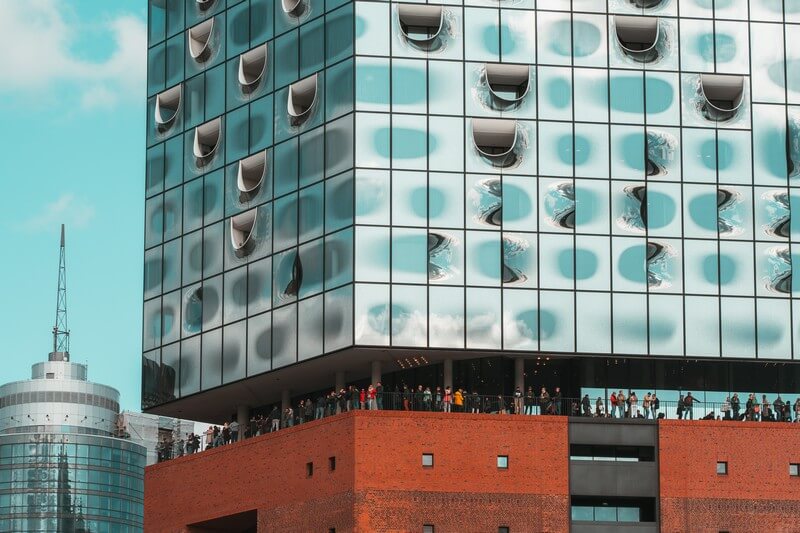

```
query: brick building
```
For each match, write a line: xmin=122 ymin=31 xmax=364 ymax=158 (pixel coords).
xmin=145 ymin=410 xmax=800 ymax=532
xmin=143 ymin=0 xmax=800 ymax=530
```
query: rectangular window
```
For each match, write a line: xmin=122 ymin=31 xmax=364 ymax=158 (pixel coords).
xmin=329 ymin=529 xmax=336 ymax=533
xmin=499 ymin=527 xmax=510 ymax=533
xmin=306 ymin=462 xmax=314 ymax=477
xmin=497 ymin=455 xmax=509 ymax=469
xmin=716 ymin=461 xmax=728 ymax=475
xmin=329 ymin=456 xmax=336 ymax=471
xmin=790 ymin=464 xmax=799 ymax=477
xmin=422 ymin=453 xmax=434 ymax=467
xmin=423 ymin=526 xmax=434 ymax=533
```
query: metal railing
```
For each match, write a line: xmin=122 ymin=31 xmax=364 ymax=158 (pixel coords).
xmin=154 ymin=393 xmax=800 ymax=463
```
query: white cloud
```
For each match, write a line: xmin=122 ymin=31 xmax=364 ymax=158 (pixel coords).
xmin=0 ymin=1 xmax=146 ymax=108
xmin=21 ymin=194 xmax=96 ymax=232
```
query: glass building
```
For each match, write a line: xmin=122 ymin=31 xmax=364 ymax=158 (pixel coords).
xmin=143 ymin=0 xmax=800 ymax=421
xmin=0 ymin=357 xmax=146 ymax=532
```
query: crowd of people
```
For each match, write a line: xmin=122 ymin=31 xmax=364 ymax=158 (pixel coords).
xmin=154 ymin=384 xmax=800 ymax=461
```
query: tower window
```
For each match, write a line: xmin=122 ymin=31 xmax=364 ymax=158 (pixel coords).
xmin=422 ymin=453 xmax=434 ymax=467
xmin=497 ymin=455 xmax=509 ymax=469
xmin=716 ymin=461 xmax=728 ymax=475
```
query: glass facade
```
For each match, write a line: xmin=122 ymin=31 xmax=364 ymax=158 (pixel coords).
xmin=0 ymin=434 xmax=145 ymax=533
xmin=145 ymin=0 xmax=356 ymax=408
xmin=145 ymin=0 xmax=800 ymax=408
xmin=0 ymin=359 xmax=146 ymax=532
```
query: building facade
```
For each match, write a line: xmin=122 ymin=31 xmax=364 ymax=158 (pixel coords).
xmin=0 ymin=358 xmax=146 ymax=533
xmin=143 ymin=0 xmax=800 ymax=416
xmin=144 ymin=410 xmax=800 ymax=532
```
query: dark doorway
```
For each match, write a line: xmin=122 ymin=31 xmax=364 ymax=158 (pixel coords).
xmin=187 ymin=509 xmax=257 ymax=533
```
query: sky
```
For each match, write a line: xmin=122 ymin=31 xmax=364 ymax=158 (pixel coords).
xmin=0 ymin=1 xmax=148 ymax=411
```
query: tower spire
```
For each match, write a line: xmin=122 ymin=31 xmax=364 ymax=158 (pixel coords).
xmin=51 ymin=224 xmax=69 ymax=362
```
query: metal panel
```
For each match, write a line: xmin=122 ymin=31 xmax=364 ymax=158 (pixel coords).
xmin=570 ymin=462 xmax=659 ymax=497
xmin=569 ymin=418 xmax=658 ymax=447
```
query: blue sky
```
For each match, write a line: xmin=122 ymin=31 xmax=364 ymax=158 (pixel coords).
xmin=0 ymin=1 xmax=148 ymax=411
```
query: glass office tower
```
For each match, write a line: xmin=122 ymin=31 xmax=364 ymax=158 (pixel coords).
xmin=0 ymin=358 xmax=145 ymax=532
xmin=144 ymin=0 xmax=800 ymax=417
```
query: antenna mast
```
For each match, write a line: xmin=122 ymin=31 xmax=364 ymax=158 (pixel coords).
xmin=51 ymin=224 xmax=70 ymax=362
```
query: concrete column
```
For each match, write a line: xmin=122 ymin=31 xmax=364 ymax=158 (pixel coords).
xmin=371 ymin=361 xmax=382 ymax=386
xmin=443 ymin=359 xmax=453 ymax=390
xmin=335 ymin=370 xmax=346 ymax=391
xmin=281 ymin=390 xmax=291 ymax=411
xmin=514 ymin=358 xmax=525 ymax=392
xmin=236 ymin=405 xmax=249 ymax=442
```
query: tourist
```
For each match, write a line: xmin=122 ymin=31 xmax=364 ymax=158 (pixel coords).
xmin=731 ymin=393 xmax=740 ymax=420
xmin=376 ymin=382 xmax=384 ymax=410
xmin=553 ymin=387 xmax=562 ymax=415
xmin=540 ymin=387 xmax=550 ymax=415
xmin=514 ymin=386 xmax=523 ymax=415
xmin=774 ymin=395 xmax=784 ymax=422
xmin=525 ymin=387 xmax=535 ymax=415
xmin=684 ymin=392 xmax=698 ymax=420
xmin=443 ymin=386 xmax=452 ymax=412
xmin=722 ymin=397 xmax=731 ymax=420
xmin=581 ymin=394 xmax=591 ymax=416
xmin=610 ymin=391 xmax=618 ymax=418
xmin=269 ymin=406 xmax=280 ymax=432
xmin=454 ymin=388 xmax=464 ymax=412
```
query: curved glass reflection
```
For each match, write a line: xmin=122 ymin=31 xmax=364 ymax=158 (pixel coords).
xmin=717 ymin=187 xmax=745 ymax=237
xmin=646 ymin=129 xmax=677 ymax=177
xmin=428 ymin=232 xmax=459 ymax=282
xmin=763 ymin=246 xmax=792 ymax=294
xmin=761 ymin=190 xmax=790 ymax=239
xmin=618 ymin=185 xmax=646 ymax=233
xmin=275 ymin=251 xmax=303 ymax=304
xmin=544 ymin=181 xmax=575 ymax=229
xmin=469 ymin=178 xmax=502 ymax=226
xmin=647 ymin=241 xmax=676 ymax=290
xmin=502 ymin=234 xmax=531 ymax=285
xmin=789 ymin=110 xmax=800 ymax=178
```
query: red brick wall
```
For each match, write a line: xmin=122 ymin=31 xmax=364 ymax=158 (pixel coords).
xmin=145 ymin=411 xmax=569 ymax=533
xmin=352 ymin=412 xmax=570 ymax=532
xmin=659 ymin=419 xmax=800 ymax=533
xmin=145 ymin=415 xmax=358 ymax=532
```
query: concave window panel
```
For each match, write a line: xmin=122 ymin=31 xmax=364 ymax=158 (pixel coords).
xmin=188 ymin=18 xmax=215 ymax=63
xmin=629 ymin=0 xmax=664 ymax=7
xmin=155 ymin=84 xmax=182 ymax=133
xmin=196 ymin=0 xmax=216 ymax=12
xmin=700 ymin=74 xmax=745 ymax=122
xmin=398 ymin=4 xmax=444 ymax=50
xmin=282 ymin=0 xmax=307 ymax=17
xmin=237 ymin=150 xmax=267 ymax=201
xmin=193 ymin=117 xmax=222 ymax=167
xmin=485 ymin=63 xmax=530 ymax=105
xmin=230 ymin=208 xmax=258 ymax=258
xmin=471 ymin=118 xmax=518 ymax=168
xmin=238 ymin=44 xmax=268 ymax=94
xmin=614 ymin=16 xmax=659 ymax=63
xmin=288 ymin=73 xmax=318 ymax=126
